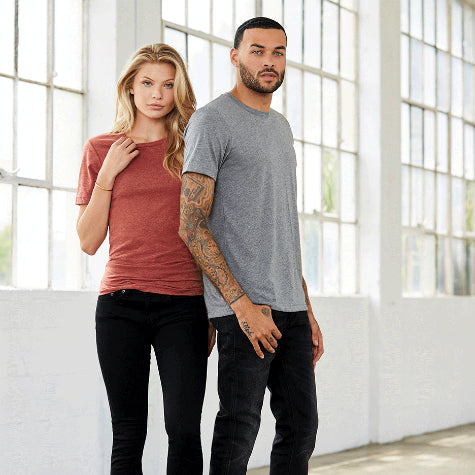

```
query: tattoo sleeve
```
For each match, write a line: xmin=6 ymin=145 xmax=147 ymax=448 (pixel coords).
xmin=179 ymin=172 xmax=245 ymax=306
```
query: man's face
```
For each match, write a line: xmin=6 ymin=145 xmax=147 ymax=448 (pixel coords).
xmin=233 ymin=28 xmax=287 ymax=94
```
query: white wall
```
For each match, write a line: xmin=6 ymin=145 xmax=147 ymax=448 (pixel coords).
xmin=1 ymin=0 xmax=475 ymax=473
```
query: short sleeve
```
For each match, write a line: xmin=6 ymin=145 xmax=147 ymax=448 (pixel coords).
xmin=183 ymin=108 xmax=230 ymax=181
xmin=75 ymin=140 xmax=103 ymax=205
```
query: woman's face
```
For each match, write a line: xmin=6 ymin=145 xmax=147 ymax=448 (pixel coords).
xmin=130 ymin=62 xmax=176 ymax=122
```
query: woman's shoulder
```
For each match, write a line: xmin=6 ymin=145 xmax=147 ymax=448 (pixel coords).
xmin=86 ymin=133 xmax=124 ymax=155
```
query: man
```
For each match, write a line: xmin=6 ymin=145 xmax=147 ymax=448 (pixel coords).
xmin=179 ymin=17 xmax=324 ymax=474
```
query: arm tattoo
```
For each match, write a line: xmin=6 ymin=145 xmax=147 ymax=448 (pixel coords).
xmin=179 ymin=173 xmax=245 ymax=305
xmin=261 ymin=307 xmax=271 ymax=317
xmin=302 ymin=277 xmax=312 ymax=307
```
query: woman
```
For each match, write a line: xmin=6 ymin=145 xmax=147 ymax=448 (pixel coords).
xmin=76 ymin=43 xmax=215 ymax=474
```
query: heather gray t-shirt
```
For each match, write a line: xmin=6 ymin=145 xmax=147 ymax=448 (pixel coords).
xmin=183 ymin=92 xmax=306 ymax=318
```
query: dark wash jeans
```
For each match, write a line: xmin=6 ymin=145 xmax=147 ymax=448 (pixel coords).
xmin=95 ymin=289 xmax=209 ymax=475
xmin=209 ymin=310 xmax=318 ymax=475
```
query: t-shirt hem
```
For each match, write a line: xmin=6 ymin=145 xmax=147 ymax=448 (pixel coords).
xmin=99 ymin=285 xmax=203 ymax=296
xmin=208 ymin=303 xmax=308 ymax=319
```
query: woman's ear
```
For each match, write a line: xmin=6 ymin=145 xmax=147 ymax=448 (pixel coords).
xmin=129 ymin=89 xmax=134 ymax=95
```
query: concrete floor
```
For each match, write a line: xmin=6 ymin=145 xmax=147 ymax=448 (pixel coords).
xmin=247 ymin=423 xmax=475 ymax=474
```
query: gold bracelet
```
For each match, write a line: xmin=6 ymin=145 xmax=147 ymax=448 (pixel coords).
xmin=95 ymin=181 xmax=113 ymax=192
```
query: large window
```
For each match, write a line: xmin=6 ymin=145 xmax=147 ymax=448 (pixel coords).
xmin=401 ymin=0 xmax=475 ymax=295
xmin=0 ymin=0 xmax=85 ymax=289
xmin=162 ymin=0 xmax=359 ymax=294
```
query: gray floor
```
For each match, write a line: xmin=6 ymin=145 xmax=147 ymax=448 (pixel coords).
xmin=247 ymin=423 xmax=475 ymax=474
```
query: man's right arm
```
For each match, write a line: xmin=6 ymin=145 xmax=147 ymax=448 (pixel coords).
xmin=179 ymin=172 xmax=282 ymax=358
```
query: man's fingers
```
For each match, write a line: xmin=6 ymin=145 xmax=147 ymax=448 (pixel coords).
xmin=268 ymin=335 xmax=278 ymax=349
xmin=272 ymin=326 xmax=282 ymax=340
xmin=258 ymin=336 xmax=275 ymax=354
xmin=251 ymin=339 xmax=265 ymax=359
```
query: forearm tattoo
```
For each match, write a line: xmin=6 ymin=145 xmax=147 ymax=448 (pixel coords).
xmin=180 ymin=173 xmax=245 ymax=305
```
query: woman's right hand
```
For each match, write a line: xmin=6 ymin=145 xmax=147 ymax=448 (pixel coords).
xmin=97 ymin=136 xmax=140 ymax=189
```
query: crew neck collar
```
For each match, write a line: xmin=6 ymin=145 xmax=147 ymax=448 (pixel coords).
xmin=224 ymin=92 xmax=270 ymax=117
xmin=121 ymin=134 xmax=167 ymax=147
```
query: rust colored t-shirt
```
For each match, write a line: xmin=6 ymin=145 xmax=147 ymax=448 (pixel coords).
xmin=76 ymin=133 xmax=203 ymax=296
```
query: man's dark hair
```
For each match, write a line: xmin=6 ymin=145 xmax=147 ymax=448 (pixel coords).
xmin=234 ymin=17 xmax=287 ymax=49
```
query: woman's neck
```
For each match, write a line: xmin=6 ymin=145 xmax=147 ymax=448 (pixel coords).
xmin=128 ymin=115 xmax=167 ymax=143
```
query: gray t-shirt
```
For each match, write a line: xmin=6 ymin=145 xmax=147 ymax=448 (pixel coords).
xmin=183 ymin=92 xmax=306 ymax=318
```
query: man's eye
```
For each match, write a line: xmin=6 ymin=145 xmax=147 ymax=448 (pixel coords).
xmin=274 ymin=52 xmax=283 ymax=56
xmin=252 ymin=50 xmax=263 ymax=54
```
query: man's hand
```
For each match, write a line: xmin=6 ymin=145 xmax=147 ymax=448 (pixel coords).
xmin=208 ymin=320 xmax=216 ymax=357
xmin=231 ymin=296 xmax=282 ymax=359
xmin=308 ymin=311 xmax=324 ymax=368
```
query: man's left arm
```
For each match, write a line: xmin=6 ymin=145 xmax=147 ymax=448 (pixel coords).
xmin=302 ymin=277 xmax=324 ymax=368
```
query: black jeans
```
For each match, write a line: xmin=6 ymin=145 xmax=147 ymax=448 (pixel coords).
xmin=95 ymin=289 xmax=209 ymax=475
xmin=209 ymin=310 xmax=318 ymax=475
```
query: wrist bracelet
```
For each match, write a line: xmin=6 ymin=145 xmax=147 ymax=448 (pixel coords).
xmin=95 ymin=181 xmax=113 ymax=192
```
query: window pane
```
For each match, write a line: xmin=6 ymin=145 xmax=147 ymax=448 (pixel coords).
xmin=437 ymin=236 xmax=448 ymax=293
xmin=466 ymin=181 xmax=474 ymax=232
xmin=295 ymin=141 xmax=303 ymax=212
xmin=424 ymin=0 xmax=436 ymax=45
xmin=18 ymin=0 xmax=47 ymax=82
xmin=164 ymin=29 xmax=187 ymax=63
xmin=451 ymin=0 xmax=463 ymax=58
xmin=402 ymin=165 xmax=410 ymax=226
xmin=463 ymin=63 xmax=473 ymax=122
xmin=465 ymin=124 xmax=475 ymax=179
xmin=189 ymin=0 xmax=210 ymax=33
xmin=262 ymin=0 xmax=283 ymax=22
xmin=213 ymin=0 xmax=233 ymax=40
xmin=411 ymin=168 xmax=423 ymax=226
xmin=452 ymin=177 xmax=464 ymax=236
xmin=437 ymin=112 xmax=448 ymax=172
xmin=212 ymin=43 xmax=233 ymax=99
xmin=304 ymin=0 xmax=321 ymax=68
xmin=52 ymin=191 xmax=81 ymax=289
xmin=303 ymin=72 xmax=321 ymax=144
xmin=341 ymin=224 xmax=356 ymax=294
xmin=422 ymin=234 xmax=436 ymax=295
xmin=322 ymin=0 xmax=339 ymax=75
xmin=286 ymin=67 xmax=302 ymax=139
xmin=0 ymin=77 xmax=14 ymax=171
xmin=55 ymin=0 xmax=83 ymax=89
xmin=411 ymin=106 xmax=423 ymax=166
xmin=0 ymin=184 xmax=12 ymax=287
xmin=53 ymin=90 xmax=83 ymax=188
xmin=424 ymin=170 xmax=435 ymax=229
xmin=304 ymin=219 xmax=320 ymax=293
xmin=436 ymin=0 xmax=448 ymax=51
xmin=403 ymin=232 xmax=422 ymax=293
xmin=437 ymin=51 xmax=449 ymax=111
xmin=304 ymin=144 xmax=321 ymax=214
xmin=340 ymin=9 xmax=356 ymax=80
xmin=463 ymin=6 xmax=474 ymax=62
xmin=451 ymin=58 xmax=463 ymax=117
xmin=424 ymin=110 xmax=435 ymax=169
xmin=271 ymin=84 xmax=283 ymax=113
xmin=401 ymin=0 xmax=409 ymax=34
xmin=162 ymin=0 xmax=185 ymax=25
xmin=453 ymin=238 xmax=465 ymax=295
xmin=341 ymin=80 xmax=356 ymax=152
xmin=341 ymin=153 xmax=355 ymax=222
xmin=0 ymin=0 xmax=15 ymax=74
xmin=188 ymin=36 xmax=210 ymax=109
xmin=468 ymin=242 xmax=475 ymax=295
xmin=437 ymin=173 xmax=448 ymax=233
xmin=410 ymin=0 xmax=423 ymax=39
xmin=322 ymin=78 xmax=338 ymax=147
xmin=323 ymin=149 xmax=337 ymax=215
xmin=235 ymin=0 xmax=255 ymax=32
xmin=17 ymin=82 xmax=47 ymax=180
xmin=17 ymin=186 xmax=48 ymax=288
xmin=401 ymin=35 xmax=409 ymax=98
xmin=284 ymin=0 xmax=302 ymax=63
xmin=410 ymin=39 xmax=423 ymax=102
xmin=424 ymin=45 xmax=436 ymax=107
xmin=323 ymin=221 xmax=339 ymax=292
xmin=401 ymin=103 xmax=410 ymax=164
xmin=451 ymin=118 xmax=463 ymax=177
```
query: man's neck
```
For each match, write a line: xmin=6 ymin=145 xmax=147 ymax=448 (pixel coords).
xmin=229 ymin=85 xmax=272 ymax=112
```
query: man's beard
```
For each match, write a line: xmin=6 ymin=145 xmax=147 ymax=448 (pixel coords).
xmin=238 ymin=61 xmax=285 ymax=93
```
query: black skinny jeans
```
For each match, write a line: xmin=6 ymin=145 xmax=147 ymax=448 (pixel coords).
xmin=95 ymin=289 xmax=209 ymax=475
xmin=210 ymin=310 xmax=318 ymax=475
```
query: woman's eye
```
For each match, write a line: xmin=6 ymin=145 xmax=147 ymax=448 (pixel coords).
xmin=164 ymin=83 xmax=174 ymax=88
xmin=143 ymin=81 xmax=152 ymax=86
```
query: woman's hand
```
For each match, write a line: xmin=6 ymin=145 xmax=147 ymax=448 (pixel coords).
xmin=208 ymin=320 xmax=216 ymax=357
xmin=97 ymin=136 xmax=140 ymax=189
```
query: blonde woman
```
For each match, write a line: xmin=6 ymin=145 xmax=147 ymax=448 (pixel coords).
xmin=76 ymin=44 xmax=215 ymax=474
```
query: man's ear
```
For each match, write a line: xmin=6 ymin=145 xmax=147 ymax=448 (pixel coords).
xmin=230 ymin=48 xmax=239 ymax=67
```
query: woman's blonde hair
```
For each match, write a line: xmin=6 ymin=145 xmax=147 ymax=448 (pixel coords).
xmin=111 ymin=43 xmax=196 ymax=179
